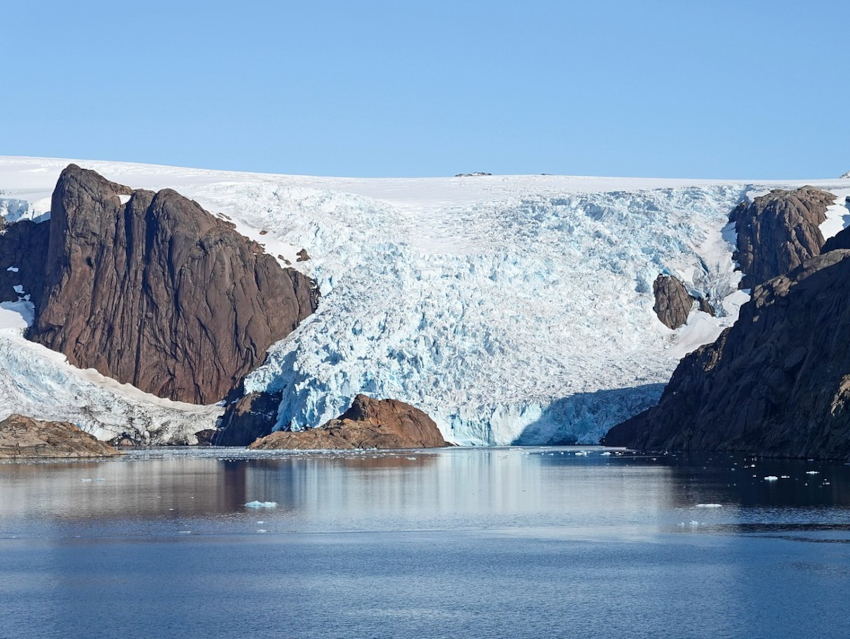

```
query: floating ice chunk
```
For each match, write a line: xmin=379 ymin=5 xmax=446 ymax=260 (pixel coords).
xmin=257 ymin=529 xmax=267 ymax=533
xmin=80 ymin=478 xmax=92 ymax=482
xmin=806 ymin=471 xmax=820 ymax=475
xmin=600 ymin=451 xmax=612 ymax=456
xmin=764 ymin=476 xmax=778 ymax=481
xmin=575 ymin=451 xmax=588 ymax=457
xmin=245 ymin=501 xmax=278 ymax=508
xmin=6 ymin=266 xmax=18 ymax=272
xmin=12 ymin=285 xmax=24 ymax=294
xmin=695 ymin=503 xmax=723 ymax=508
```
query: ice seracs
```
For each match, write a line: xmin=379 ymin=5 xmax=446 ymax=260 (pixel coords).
xmin=2 ymin=157 xmax=850 ymax=445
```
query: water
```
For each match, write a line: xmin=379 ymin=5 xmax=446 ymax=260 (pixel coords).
xmin=2 ymin=447 xmax=850 ymax=639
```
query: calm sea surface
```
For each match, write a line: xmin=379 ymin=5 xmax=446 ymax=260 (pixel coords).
xmin=2 ymin=446 xmax=850 ymax=639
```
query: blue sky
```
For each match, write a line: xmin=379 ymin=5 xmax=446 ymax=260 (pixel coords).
xmin=2 ymin=1 xmax=847 ymax=178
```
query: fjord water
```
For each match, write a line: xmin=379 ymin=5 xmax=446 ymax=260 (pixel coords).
xmin=2 ymin=448 xmax=850 ymax=639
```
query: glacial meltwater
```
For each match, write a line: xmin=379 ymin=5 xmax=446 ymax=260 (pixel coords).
xmin=2 ymin=447 xmax=850 ymax=639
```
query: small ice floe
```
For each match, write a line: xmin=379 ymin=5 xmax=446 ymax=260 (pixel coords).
xmin=6 ymin=266 xmax=18 ymax=272
xmin=600 ymin=451 xmax=612 ymax=456
xmin=95 ymin=478 xmax=105 ymax=482
xmin=806 ymin=471 xmax=820 ymax=475
xmin=80 ymin=478 xmax=92 ymax=482
xmin=245 ymin=501 xmax=277 ymax=509
xmin=575 ymin=451 xmax=588 ymax=457
xmin=764 ymin=476 xmax=779 ymax=481
xmin=257 ymin=521 xmax=264 ymax=525
xmin=689 ymin=521 xmax=699 ymax=526
xmin=257 ymin=529 xmax=267 ymax=534
xmin=695 ymin=504 xmax=723 ymax=508
xmin=406 ymin=457 xmax=417 ymax=460
xmin=781 ymin=475 xmax=790 ymax=479
xmin=178 ymin=530 xmax=191 ymax=534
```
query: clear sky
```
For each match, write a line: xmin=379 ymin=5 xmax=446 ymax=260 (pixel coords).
xmin=2 ymin=0 xmax=848 ymax=178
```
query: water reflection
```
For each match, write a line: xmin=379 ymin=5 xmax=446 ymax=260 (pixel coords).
xmin=1 ymin=448 xmax=850 ymax=540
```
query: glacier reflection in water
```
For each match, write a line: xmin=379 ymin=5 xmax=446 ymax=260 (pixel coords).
xmin=1 ymin=447 xmax=850 ymax=639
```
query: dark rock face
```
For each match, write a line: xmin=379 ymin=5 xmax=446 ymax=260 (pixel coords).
xmin=605 ymin=250 xmax=850 ymax=459
xmin=25 ymin=165 xmax=318 ymax=404
xmin=0 ymin=414 xmax=122 ymax=458
xmin=651 ymin=275 xmax=714 ymax=329
xmin=730 ymin=187 xmax=834 ymax=289
xmin=652 ymin=275 xmax=695 ymax=329
xmin=0 ymin=220 xmax=50 ymax=305
xmin=249 ymin=394 xmax=446 ymax=450
xmin=214 ymin=389 xmax=283 ymax=446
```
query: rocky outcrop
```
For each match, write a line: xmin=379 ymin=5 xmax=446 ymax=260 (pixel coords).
xmin=651 ymin=275 xmax=714 ymax=329
xmin=214 ymin=389 xmax=283 ymax=446
xmin=605 ymin=250 xmax=850 ymax=459
xmin=23 ymin=165 xmax=318 ymax=404
xmin=0 ymin=414 xmax=122 ymax=458
xmin=0 ymin=220 xmax=49 ymax=305
xmin=730 ymin=187 xmax=834 ymax=289
xmin=248 ymin=394 xmax=446 ymax=450
xmin=653 ymin=275 xmax=695 ymax=329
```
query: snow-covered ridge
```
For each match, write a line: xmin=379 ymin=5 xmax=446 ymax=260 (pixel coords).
xmin=2 ymin=156 xmax=849 ymax=444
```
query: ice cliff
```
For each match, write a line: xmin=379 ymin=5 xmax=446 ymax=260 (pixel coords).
xmin=3 ymin=157 xmax=847 ymax=444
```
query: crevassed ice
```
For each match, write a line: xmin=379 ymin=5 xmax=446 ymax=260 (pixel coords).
xmin=191 ymin=181 xmax=748 ymax=445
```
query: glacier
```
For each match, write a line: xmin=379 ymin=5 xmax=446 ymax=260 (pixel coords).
xmin=2 ymin=156 xmax=849 ymax=445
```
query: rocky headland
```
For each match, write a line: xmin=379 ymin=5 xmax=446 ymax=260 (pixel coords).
xmin=0 ymin=414 xmax=122 ymax=459
xmin=606 ymin=188 xmax=850 ymax=459
xmin=248 ymin=395 xmax=446 ymax=450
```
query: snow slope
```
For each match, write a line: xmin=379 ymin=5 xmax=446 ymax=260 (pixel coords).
xmin=2 ymin=156 xmax=848 ymax=444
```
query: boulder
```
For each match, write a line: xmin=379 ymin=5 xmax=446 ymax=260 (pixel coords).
xmin=652 ymin=275 xmax=695 ymax=329
xmin=0 ymin=414 xmax=122 ymax=458
xmin=248 ymin=394 xmax=446 ymax=450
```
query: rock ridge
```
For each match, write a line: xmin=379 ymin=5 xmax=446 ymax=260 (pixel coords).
xmin=19 ymin=164 xmax=318 ymax=404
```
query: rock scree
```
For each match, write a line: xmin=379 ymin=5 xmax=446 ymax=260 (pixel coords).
xmin=0 ymin=414 xmax=122 ymax=458
xmin=22 ymin=164 xmax=318 ymax=405
xmin=248 ymin=394 xmax=447 ymax=450
xmin=605 ymin=250 xmax=850 ymax=459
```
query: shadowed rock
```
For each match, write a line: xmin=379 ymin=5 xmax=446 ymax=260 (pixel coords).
xmin=0 ymin=220 xmax=50 ymax=305
xmin=214 ymin=389 xmax=283 ymax=446
xmin=0 ymin=414 xmax=122 ymax=458
xmin=730 ymin=187 xmax=835 ymax=289
xmin=248 ymin=395 xmax=446 ymax=450
xmin=605 ymin=250 xmax=850 ymax=460
xmin=25 ymin=165 xmax=318 ymax=404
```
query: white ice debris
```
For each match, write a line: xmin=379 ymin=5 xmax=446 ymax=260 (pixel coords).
xmin=695 ymin=503 xmax=723 ymax=508
xmin=1 ymin=157 xmax=848 ymax=445
xmin=244 ymin=501 xmax=278 ymax=509
xmin=764 ymin=476 xmax=778 ymax=481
